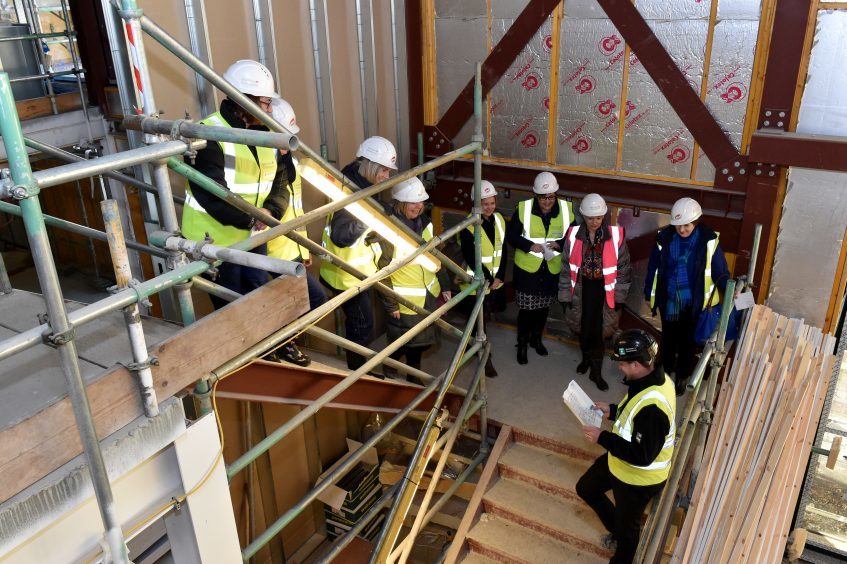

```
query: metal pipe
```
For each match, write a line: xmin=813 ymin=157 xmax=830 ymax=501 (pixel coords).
xmin=747 ymin=224 xmax=763 ymax=287
xmin=133 ymin=11 xmax=472 ymax=281
xmin=389 ymin=0 xmax=403 ymax=166
xmin=150 ymin=232 xmax=305 ymax=277
xmin=190 ymin=274 xmax=242 ymax=302
xmin=32 ymin=140 xmax=206 ymax=189
xmin=119 ymin=0 xmax=158 ymax=120
xmin=182 ymin=0 xmax=215 ymax=116
xmin=251 ymin=0 xmax=278 ymax=86
xmin=307 ymin=0 xmax=337 ymax=163
xmin=715 ymin=279 xmax=737 ymax=350
xmin=0 ymin=200 xmax=168 ymax=259
xmin=0 ymin=72 xmax=130 ymax=563
xmin=471 ymin=62 xmax=490 ymax=453
xmin=317 ymin=484 xmax=401 ymax=563
xmin=396 ymin=346 xmax=488 ymax=563
xmin=20 ymin=0 xmax=58 ymax=114
xmin=226 ymin=280 xmax=481 ymax=480
xmin=0 ymin=251 xmax=12 ymax=294
xmin=241 ymin=373 xmax=451 ymax=561
xmin=7 ymin=69 xmax=79 ymax=84
xmin=101 ymin=200 xmax=159 ymax=417
xmin=167 ymin=158 xmax=466 ymax=337
xmin=22 ymin=131 xmax=180 ymax=206
xmin=74 ymin=179 xmax=102 ymax=284
xmin=0 ymin=31 xmax=76 ymax=42
xmin=371 ymin=288 xmax=487 ymax=562
xmin=122 ymin=115 xmax=299 ymax=151
xmin=0 ymin=259 xmax=212 ymax=362
xmin=306 ymin=325 xmax=469 ymax=395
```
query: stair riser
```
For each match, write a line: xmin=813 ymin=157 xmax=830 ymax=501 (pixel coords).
xmin=513 ymin=429 xmax=598 ymax=462
xmin=483 ymin=502 xmax=613 ymax=560
xmin=498 ymin=465 xmax=582 ymax=504
xmin=467 ymin=539 xmax=531 ymax=564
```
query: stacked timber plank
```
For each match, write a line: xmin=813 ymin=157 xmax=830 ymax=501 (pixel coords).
xmin=673 ymin=304 xmax=837 ymax=563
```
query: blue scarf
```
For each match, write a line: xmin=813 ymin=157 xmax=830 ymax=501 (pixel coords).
xmin=665 ymin=228 xmax=699 ymax=321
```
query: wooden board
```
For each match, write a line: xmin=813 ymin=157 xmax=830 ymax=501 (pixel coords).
xmin=0 ymin=275 xmax=308 ymax=502
xmin=15 ymin=92 xmax=83 ymax=121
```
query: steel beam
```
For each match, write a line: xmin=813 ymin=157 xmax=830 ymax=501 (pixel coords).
xmin=748 ymin=129 xmax=847 ymax=173
xmin=215 ymin=361 xmax=464 ymax=415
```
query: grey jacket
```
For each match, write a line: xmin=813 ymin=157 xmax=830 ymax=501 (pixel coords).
xmin=558 ymin=223 xmax=632 ymax=338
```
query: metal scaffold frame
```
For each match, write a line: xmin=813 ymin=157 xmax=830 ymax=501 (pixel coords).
xmin=0 ymin=0 xmax=491 ymax=560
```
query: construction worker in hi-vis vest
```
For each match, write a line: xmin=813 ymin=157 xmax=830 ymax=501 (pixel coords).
xmin=319 ymin=136 xmax=396 ymax=370
xmin=180 ymin=59 xmax=310 ymax=366
xmin=456 ymin=180 xmax=507 ymax=377
xmin=577 ymin=330 xmax=676 ymax=564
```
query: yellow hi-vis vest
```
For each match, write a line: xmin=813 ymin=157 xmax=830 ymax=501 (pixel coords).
xmin=513 ymin=199 xmax=573 ymax=275
xmin=648 ymin=231 xmax=720 ymax=310
xmin=267 ymin=157 xmax=310 ymax=261
xmin=181 ymin=112 xmax=277 ymax=248
xmin=391 ymin=222 xmax=440 ymax=315
xmin=608 ymin=375 xmax=676 ymax=486
xmin=458 ymin=212 xmax=505 ymax=295
xmin=320 ymin=214 xmax=382 ymax=291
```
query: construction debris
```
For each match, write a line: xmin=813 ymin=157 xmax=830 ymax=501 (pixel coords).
xmin=673 ymin=305 xmax=837 ymax=563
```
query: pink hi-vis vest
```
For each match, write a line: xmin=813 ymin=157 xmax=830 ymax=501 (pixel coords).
xmin=567 ymin=225 xmax=624 ymax=308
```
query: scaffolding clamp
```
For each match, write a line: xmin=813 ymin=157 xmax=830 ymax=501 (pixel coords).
xmin=125 ymin=355 xmax=159 ymax=372
xmin=44 ymin=325 xmax=76 ymax=346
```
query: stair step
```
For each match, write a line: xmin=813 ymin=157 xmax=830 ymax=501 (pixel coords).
xmin=459 ymin=551 xmax=499 ymax=564
xmin=512 ymin=428 xmax=601 ymax=462
xmin=498 ymin=441 xmax=591 ymax=502
xmin=466 ymin=515 xmax=608 ymax=564
xmin=483 ymin=478 xmax=611 ymax=559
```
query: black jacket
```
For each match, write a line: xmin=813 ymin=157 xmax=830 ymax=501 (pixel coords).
xmin=327 ymin=161 xmax=370 ymax=248
xmin=644 ymin=223 xmax=730 ymax=315
xmin=187 ymin=98 xmax=290 ymax=229
xmin=598 ymin=366 xmax=672 ymax=467
xmin=506 ymin=199 xmax=567 ymax=296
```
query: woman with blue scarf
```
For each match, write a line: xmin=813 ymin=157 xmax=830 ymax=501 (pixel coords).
xmin=644 ymin=198 xmax=729 ymax=395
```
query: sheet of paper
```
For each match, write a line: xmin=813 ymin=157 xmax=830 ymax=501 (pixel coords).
xmin=734 ymin=291 xmax=755 ymax=310
xmin=542 ymin=245 xmax=557 ymax=261
xmin=562 ymin=380 xmax=603 ymax=427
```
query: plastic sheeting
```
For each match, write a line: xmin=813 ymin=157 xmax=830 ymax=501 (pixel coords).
xmin=769 ymin=10 xmax=847 ymax=326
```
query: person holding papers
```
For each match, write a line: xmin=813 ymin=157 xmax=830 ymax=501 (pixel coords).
xmin=506 ymin=171 xmax=573 ymax=365
xmin=576 ymin=329 xmax=676 ymax=563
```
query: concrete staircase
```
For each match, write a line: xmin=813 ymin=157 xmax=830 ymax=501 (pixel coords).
xmin=448 ymin=427 xmax=613 ymax=563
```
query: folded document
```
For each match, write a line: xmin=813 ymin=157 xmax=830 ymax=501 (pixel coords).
xmin=562 ymin=380 xmax=603 ymax=427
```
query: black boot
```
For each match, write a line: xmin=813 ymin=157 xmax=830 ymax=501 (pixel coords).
xmin=590 ymin=371 xmax=609 ymax=391
xmin=346 ymin=350 xmax=366 ymax=371
xmin=530 ymin=335 xmax=548 ymax=356
xmin=516 ymin=339 xmax=529 ymax=365
xmin=269 ymin=342 xmax=311 ymax=367
xmin=576 ymin=354 xmax=591 ymax=374
xmin=589 ymin=354 xmax=608 ymax=391
xmin=484 ymin=355 xmax=498 ymax=377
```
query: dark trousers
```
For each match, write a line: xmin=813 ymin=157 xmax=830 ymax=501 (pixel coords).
xmin=322 ymin=280 xmax=375 ymax=370
xmin=576 ymin=454 xmax=664 ymax=564
xmin=581 ymin=278 xmax=606 ymax=375
xmin=390 ymin=345 xmax=427 ymax=368
xmin=660 ymin=307 xmax=697 ymax=384
xmin=208 ymin=244 xmax=270 ymax=310
xmin=457 ymin=291 xmax=489 ymax=336
xmin=303 ymin=269 xmax=328 ymax=311
xmin=516 ymin=307 xmax=549 ymax=343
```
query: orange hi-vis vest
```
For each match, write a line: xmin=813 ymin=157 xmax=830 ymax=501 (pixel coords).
xmin=566 ymin=225 xmax=624 ymax=309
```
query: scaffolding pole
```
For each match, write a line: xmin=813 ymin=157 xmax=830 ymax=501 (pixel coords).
xmin=0 ymin=72 xmax=130 ymax=563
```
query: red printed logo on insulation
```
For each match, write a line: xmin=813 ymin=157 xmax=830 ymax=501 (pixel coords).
xmin=575 ymin=76 xmax=595 ymax=95
xmin=629 ymin=53 xmax=640 ymax=68
xmin=522 ymin=72 xmax=540 ymax=91
xmin=521 ymin=131 xmax=540 ymax=148
xmin=543 ymin=97 xmax=550 ymax=110
xmin=598 ymin=34 xmax=621 ymax=56
xmin=719 ymin=82 xmax=747 ymax=104
xmin=624 ymin=100 xmax=636 ymax=118
xmin=667 ymin=145 xmax=690 ymax=164
xmin=543 ymin=34 xmax=553 ymax=53
xmin=572 ymin=137 xmax=592 ymax=154
xmin=594 ymin=99 xmax=616 ymax=118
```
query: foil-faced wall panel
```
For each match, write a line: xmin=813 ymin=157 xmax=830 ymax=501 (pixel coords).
xmin=564 ymin=0 xmax=608 ymax=20
xmin=492 ymin=0 xmax=530 ymax=20
xmin=636 ymin=0 xmax=710 ymax=21
xmin=695 ymin=18 xmax=759 ymax=181
xmin=769 ymin=11 xmax=847 ymax=325
xmin=435 ymin=13 xmax=488 ymax=147
xmin=717 ymin=0 xmax=762 ymax=21
xmin=621 ymin=19 xmax=708 ymax=178
xmin=555 ymin=17 xmax=624 ymax=169
xmin=488 ymin=15 xmax=553 ymax=162
xmin=434 ymin=0 xmax=486 ymax=18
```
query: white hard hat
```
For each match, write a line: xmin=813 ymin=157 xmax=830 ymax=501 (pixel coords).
xmin=670 ymin=197 xmax=702 ymax=225
xmin=533 ymin=171 xmax=558 ymax=195
xmin=579 ymin=193 xmax=607 ymax=217
xmin=356 ymin=136 xmax=398 ymax=170
xmin=223 ymin=60 xmax=279 ymax=98
xmin=392 ymin=177 xmax=428 ymax=203
xmin=270 ymin=98 xmax=300 ymax=134
xmin=480 ymin=180 xmax=497 ymax=199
